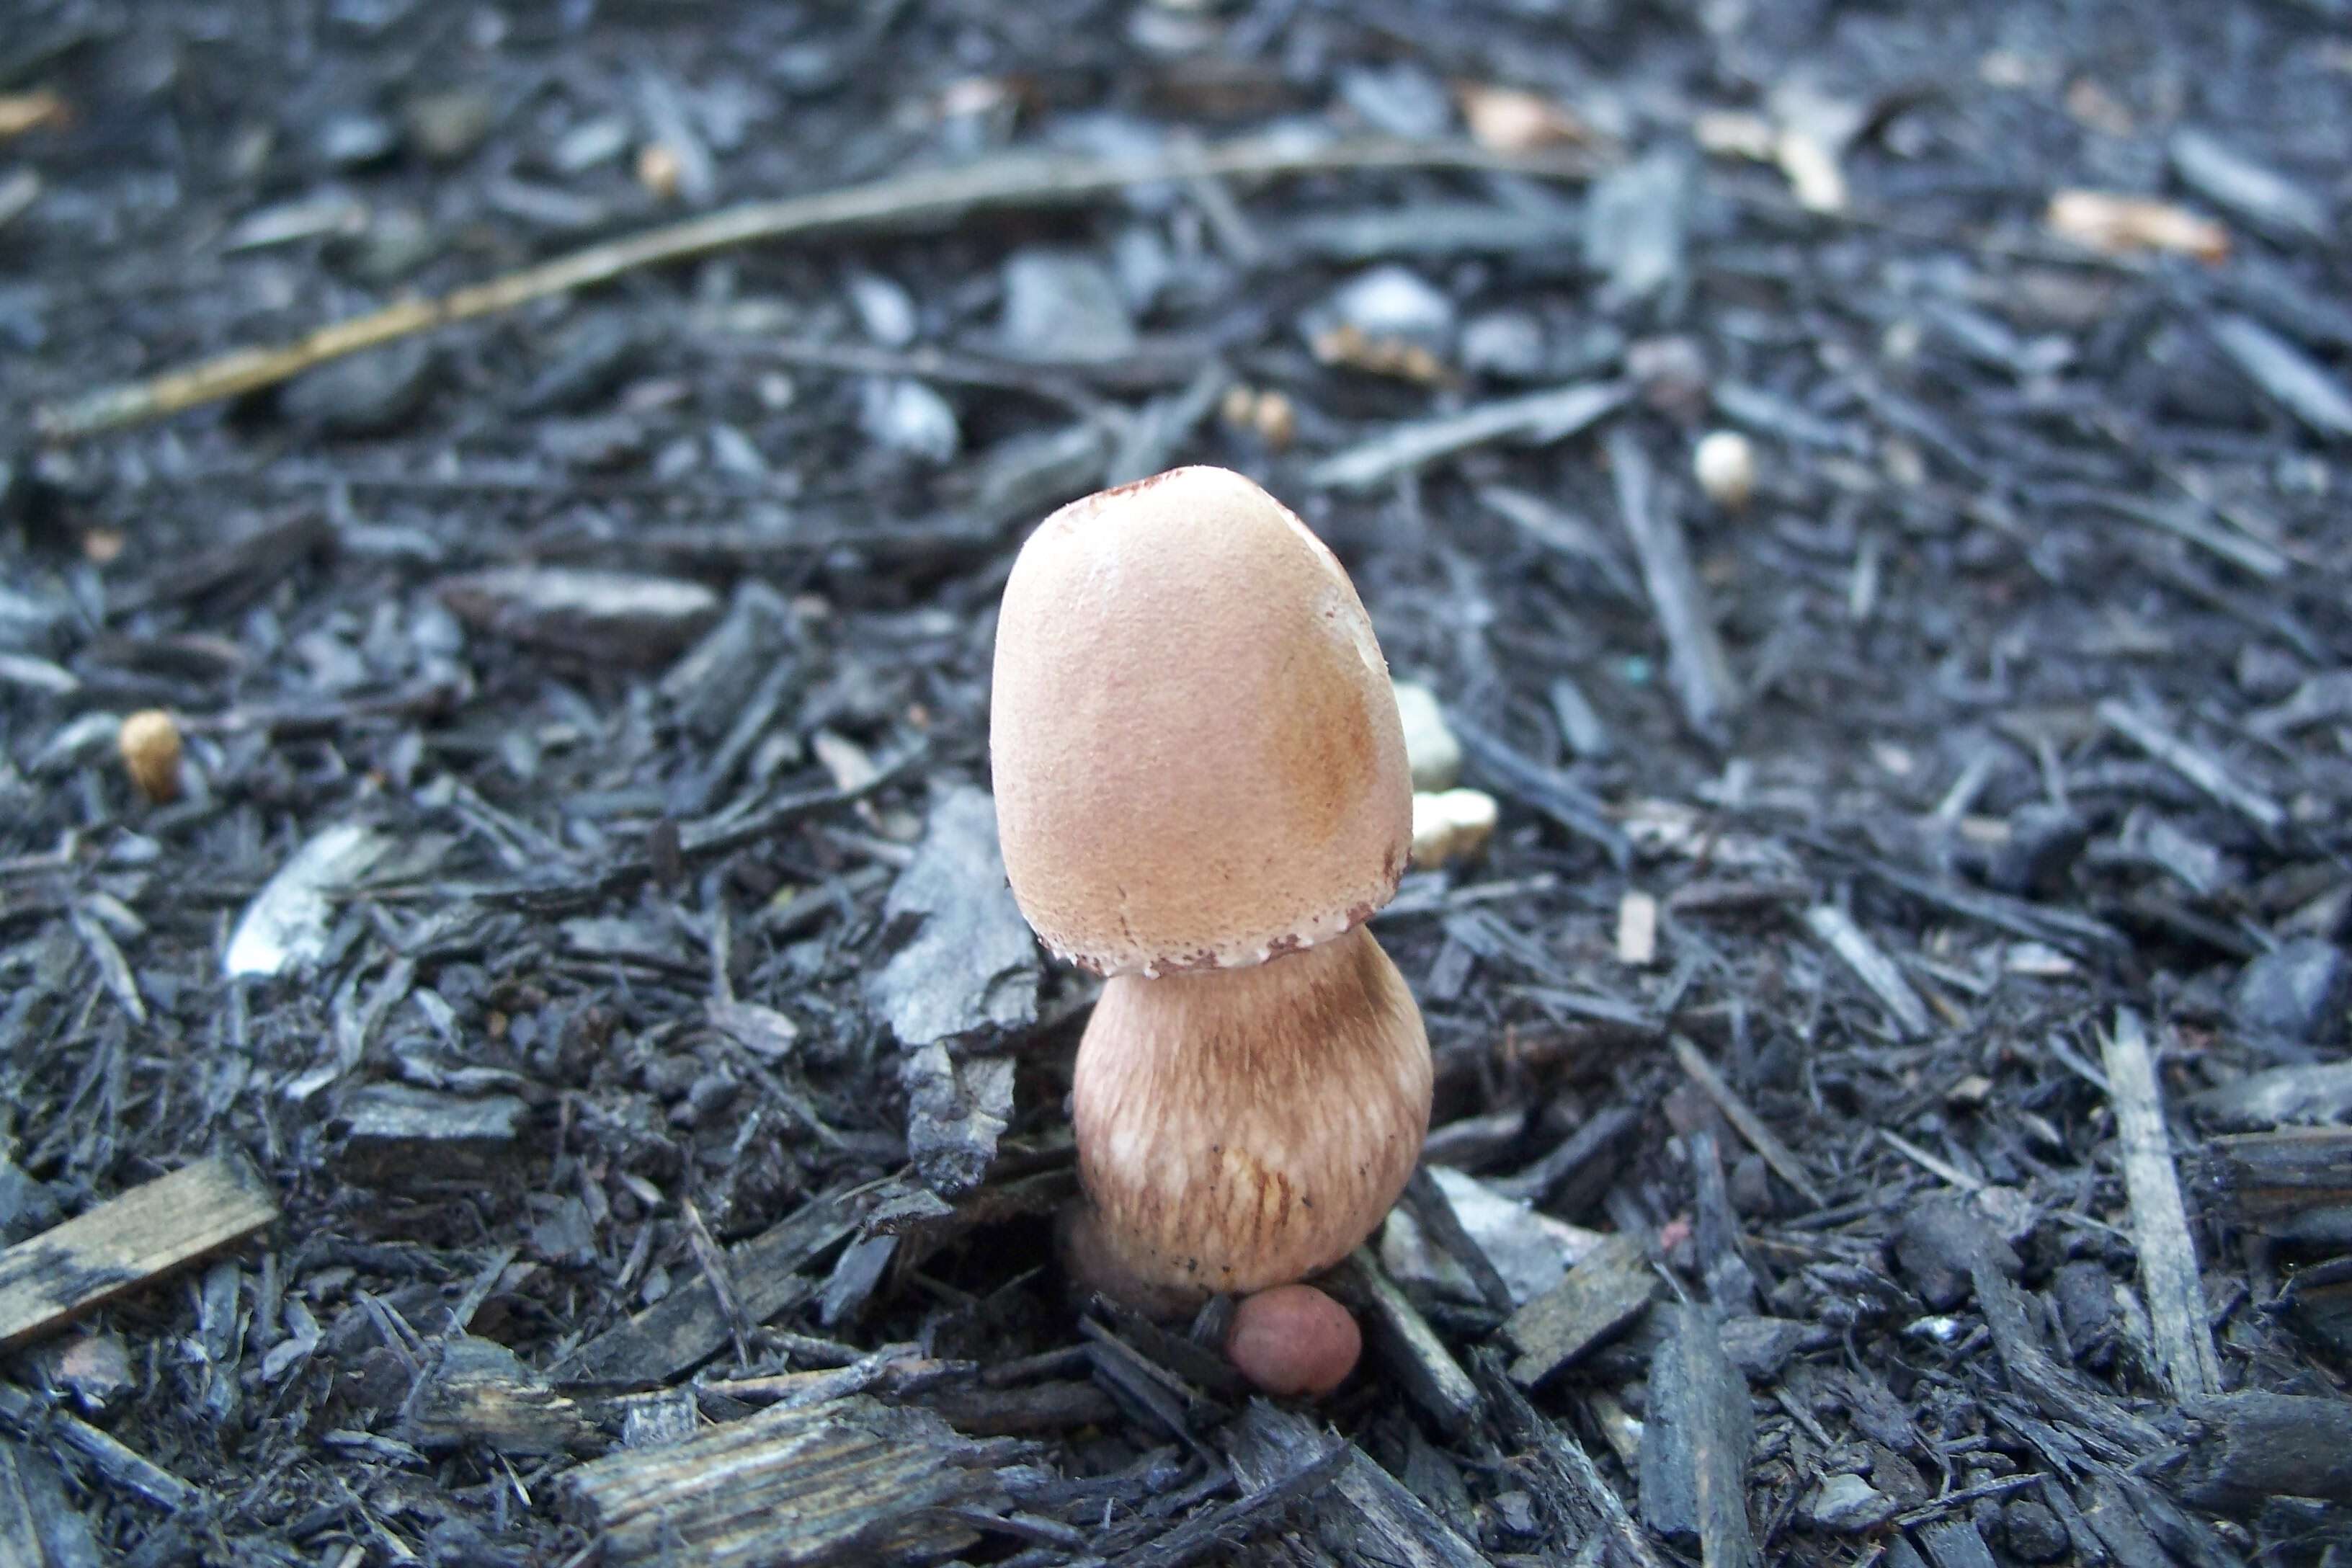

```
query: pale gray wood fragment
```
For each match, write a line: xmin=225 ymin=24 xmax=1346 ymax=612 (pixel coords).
xmin=560 ymin=1394 xmax=1025 ymax=1566
xmin=1502 ymin=1232 xmax=1654 ymax=1387
xmin=0 ymin=1157 xmax=279 ymax=1352
xmin=2100 ymin=1008 xmax=2222 ymax=1399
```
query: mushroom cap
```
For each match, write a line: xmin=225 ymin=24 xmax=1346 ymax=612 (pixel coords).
xmin=990 ymin=466 xmax=1412 ymax=977
xmin=117 ymin=709 xmax=184 ymax=804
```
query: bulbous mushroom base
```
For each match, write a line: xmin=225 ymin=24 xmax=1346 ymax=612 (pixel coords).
xmin=1068 ymin=923 xmax=1432 ymax=1309
xmin=1225 ymin=1283 xmax=1363 ymax=1397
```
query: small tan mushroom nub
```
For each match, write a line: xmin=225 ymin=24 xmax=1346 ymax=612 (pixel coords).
xmin=118 ymin=710 xmax=184 ymax=803
xmin=989 ymin=466 xmax=1412 ymax=977
xmin=1225 ymin=1284 xmax=1363 ymax=1398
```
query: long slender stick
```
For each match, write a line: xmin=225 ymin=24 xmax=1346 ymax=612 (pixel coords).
xmin=37 ymin=137 xmax=1592 ymax=444
xmin=1669 ymin=1034 xmax=1825 ymax=1208
xmin=2101 ymin=1007 xmax=2223 ymax=1400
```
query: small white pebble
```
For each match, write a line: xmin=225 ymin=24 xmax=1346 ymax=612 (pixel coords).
xmin=859 ymin=377 xmax=959 ymax=462
xmin=1391 ymin=681 xmax=1462 ymax=792
xmin=1774 ymin=128 xmax=1848 ymax=214
xmin=2005 ymin=942 xmax=2078 ymax=977
xmin=1616 ymin=889 xmax=1658 ymax=967
xmin=1410 ymin=788 xmax=1498 ymax=869
xmin=1693 ymin=429 xmax=1757 ymax=512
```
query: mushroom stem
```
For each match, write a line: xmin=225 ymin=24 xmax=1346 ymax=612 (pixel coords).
xmin=1069 ymin=923 xmax=1431 ymax=1309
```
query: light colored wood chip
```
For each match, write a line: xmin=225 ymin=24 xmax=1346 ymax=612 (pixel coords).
xmin=0 ymin=1157 xmax=279 ymax=1349
xmin=2046 ymin=190 xmax=2229 ymax=262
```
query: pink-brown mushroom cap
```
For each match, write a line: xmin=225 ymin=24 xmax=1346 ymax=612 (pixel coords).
xmin=1224 ymin=1283 xmax=1363 ymax=1398
xmin=989 ymin=466 xmax=1412 ymax=978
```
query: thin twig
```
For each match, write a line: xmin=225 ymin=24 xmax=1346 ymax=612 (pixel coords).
xmin=1302 ymin=378 xmax=1629 ymax=491
xmin=0 ymin=1381 xmax=202 ymax=1512
xmin=37 ymin=136 xmax=1594 ymax=443
xmin=1476 ymin=1349 xmax=1674 ymax=1568
xmin=1105 ymin=1435 xmax=1348 ymax=1568
xmin=468 ymin=752 xmax=918 ymax=914
xmin=2097 ymin=700 xmax=2286 ymax=834
xmin=1891 ymin=1471 xmax=2042 ymax=1528
xmin=677 ymin=1197 xmax=754 ymax=1373
xmin=1609 ymin=426 xmax=1739 ymax=744
xmin=1878 ymin=1127 xmax=1984 ymax=1194
xmin=1802 ymin=904 xmax=1933 ymax=1041
xmin=1669 ymin=1035 xmax=1825 ymax=1208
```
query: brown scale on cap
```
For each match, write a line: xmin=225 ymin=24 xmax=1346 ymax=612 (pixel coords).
xmin=990 ymin=466 xmax=1412 ymax=979
xmin=990 ymin=465 xmax=1431 ymax=1336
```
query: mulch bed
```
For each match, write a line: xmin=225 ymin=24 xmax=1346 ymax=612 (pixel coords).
xmin=4 ymin=1 xmax=2352 ymax=1563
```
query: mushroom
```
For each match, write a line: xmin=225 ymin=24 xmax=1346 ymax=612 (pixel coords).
xmin=991 ymin=466 xmax=1432 ymax=1326
xmin=118 ymin=709 xmax=184 ymax=803
xmin=1224 ymin=1283 xmax=1363 ymax=1399
xmin=1693 ymin=429 xmax=1757 ymax=512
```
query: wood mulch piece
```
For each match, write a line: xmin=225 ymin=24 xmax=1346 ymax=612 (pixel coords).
xmin=4 ymin=1 xmax=2351 ymax=1564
